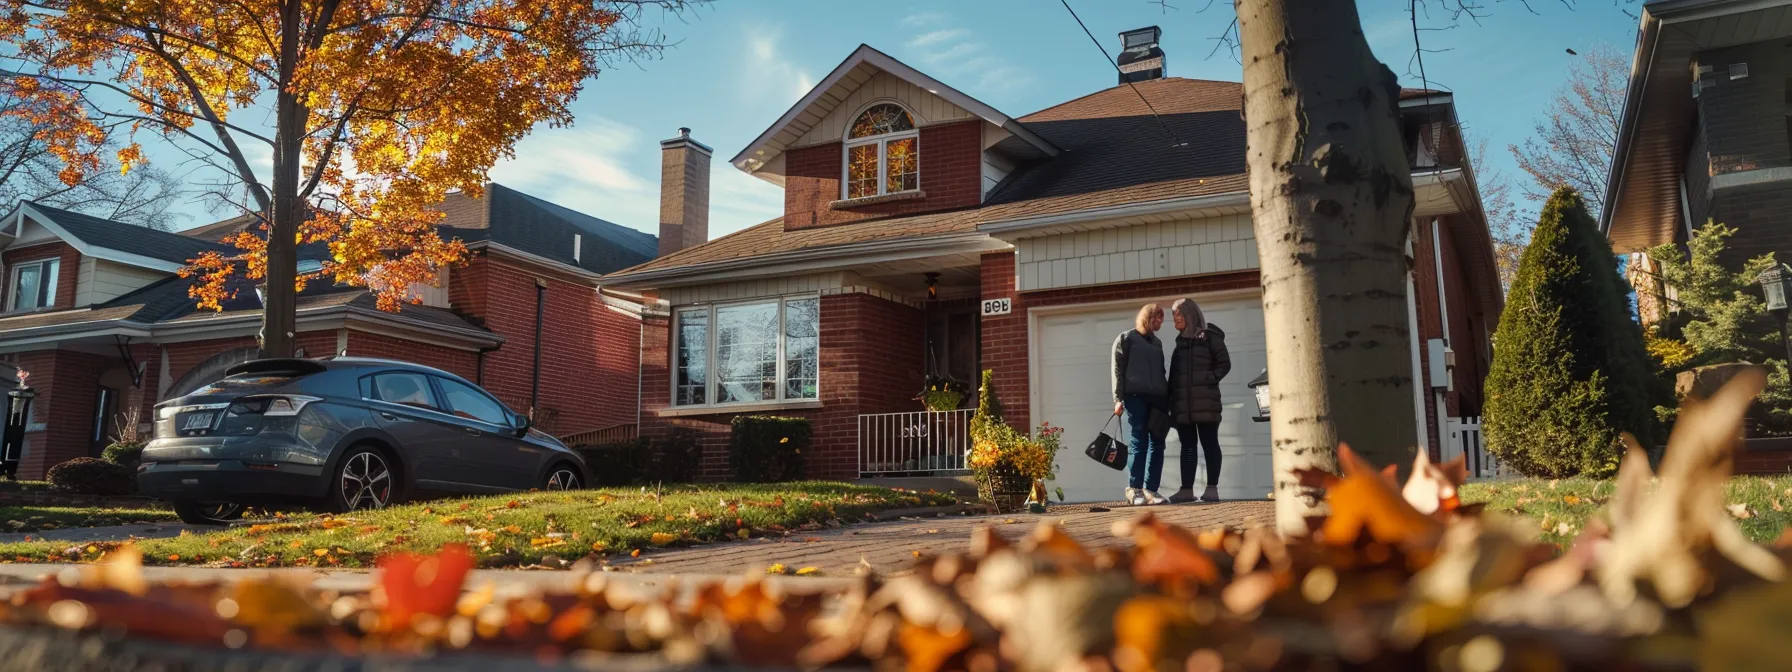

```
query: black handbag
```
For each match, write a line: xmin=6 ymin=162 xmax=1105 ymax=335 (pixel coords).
xmin=1084 ymin=415 xmax=1127 ymax=471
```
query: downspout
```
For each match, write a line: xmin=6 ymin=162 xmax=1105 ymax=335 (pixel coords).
xmin=1430 ymin=218 xmax=1452 ymax=458
xmin=1405 ymin=235 xmax=1429 ymax=455
xmin=531 ymin=278 xmax=546 ymax=410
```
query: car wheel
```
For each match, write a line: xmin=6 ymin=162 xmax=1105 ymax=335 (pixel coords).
xmin=172 ymin=501 xmax=245 ymax=526
xmin=327 ymin=446 xmax=395 ymax=513
xmin=543 ymin=465 xmax=581 ymax=491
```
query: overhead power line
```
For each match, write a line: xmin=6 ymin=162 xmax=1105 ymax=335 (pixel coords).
xmin=1058 ymin=0 xmax=1185 ymax=147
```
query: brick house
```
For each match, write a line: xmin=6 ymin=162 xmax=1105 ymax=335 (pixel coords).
xmin=0 ymin=183 xmax=654 ymax=479
xmin=606 ymin=34 xmax=1505 ymax=500
xmin=1604 ymin=0 xmax=1792 ymax=472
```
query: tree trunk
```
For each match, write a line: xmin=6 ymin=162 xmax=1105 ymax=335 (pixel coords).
xmin=1236 ymin=0 xmax=1419 ymax=534
xmin=260 ymin=0 xmax=304 ymax=360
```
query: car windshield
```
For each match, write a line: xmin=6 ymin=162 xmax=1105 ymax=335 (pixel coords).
xmin=191 ymin=375 xmax=294 ymax=395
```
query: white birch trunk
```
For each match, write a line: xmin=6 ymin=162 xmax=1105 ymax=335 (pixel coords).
xmin=1236 ymin=0 xmax=1420 ymax=534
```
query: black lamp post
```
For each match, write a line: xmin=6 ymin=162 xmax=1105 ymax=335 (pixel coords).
xmin=1247 ymin=369 xmax=1270 ymax=422
xmin=1759 ymin=263 xmax=1792 ymax=366
xmin=1 ymin=370 xmax=35 ymax=480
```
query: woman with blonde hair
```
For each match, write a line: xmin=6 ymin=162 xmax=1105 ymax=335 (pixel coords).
xmin=1111 ymin=303 xmax=1169 ymax=506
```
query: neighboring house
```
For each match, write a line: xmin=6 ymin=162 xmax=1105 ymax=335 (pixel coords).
xmin=1605 ymin=0 xmax=1792 ymax=473
xmin=0 ymin=183 xmax=654 ymax=479
xmin=606 ymin=31 xmax=1505 ymax=501
xmin=1606 ymin=0 xmax=1792 ymax=324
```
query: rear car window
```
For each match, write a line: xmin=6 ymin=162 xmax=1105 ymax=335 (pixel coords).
xmin=371 ymin=373 xmax=437 ymax=410
xmin=191 ymin=375 xmax=293 ymax=396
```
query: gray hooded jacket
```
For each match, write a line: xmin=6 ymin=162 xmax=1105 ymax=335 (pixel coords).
xmin=1111 ymin=330 xmax=1168 ymax=402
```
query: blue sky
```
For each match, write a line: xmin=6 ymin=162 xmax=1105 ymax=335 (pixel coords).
xmin=153 ymin=0 xmax=1643 ymax=237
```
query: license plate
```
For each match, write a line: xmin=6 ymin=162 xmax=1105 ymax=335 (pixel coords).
xmin=182 ymin=412 xmax=215 ymax=430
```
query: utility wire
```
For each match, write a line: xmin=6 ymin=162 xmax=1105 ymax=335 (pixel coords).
xmin=1058 ymin=0 xmax=1185 ymax=146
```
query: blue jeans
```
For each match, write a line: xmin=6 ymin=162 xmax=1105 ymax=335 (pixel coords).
xmin=1122 ymin=395 xmax=1165 ymax=491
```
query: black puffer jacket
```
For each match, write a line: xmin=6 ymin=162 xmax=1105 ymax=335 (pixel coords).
xmin=1168 ymin=324 xmax=1232 ymax=424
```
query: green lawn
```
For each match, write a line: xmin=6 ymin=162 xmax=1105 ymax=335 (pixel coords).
xmin=0 ymin=482 xmax=955 ymax=568
xmin=0 ymin=505 xmax=180 ymax=534
xmin=1459 ymin=475 xmax=1792 ymax=546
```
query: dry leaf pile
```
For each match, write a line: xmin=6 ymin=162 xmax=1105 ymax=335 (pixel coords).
xmin=2 ymin=373 xmax=1790 ymax=671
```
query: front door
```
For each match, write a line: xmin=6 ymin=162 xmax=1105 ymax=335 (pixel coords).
xmin=91 ymin=387 xmax=119 ymax=457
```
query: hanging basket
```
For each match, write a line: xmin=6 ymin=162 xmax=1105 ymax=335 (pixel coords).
xmin=975 ymin=464 xmax=1032 ymax=513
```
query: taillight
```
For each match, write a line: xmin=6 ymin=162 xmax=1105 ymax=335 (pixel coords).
xmin=217 ymin=395 xmax=321 ymax=435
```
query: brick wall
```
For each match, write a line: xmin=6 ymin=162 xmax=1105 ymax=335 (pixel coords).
xmin=782 ymin=120 xmax=983 ymax=230
xmin=345 ymin=331 xmax=478 ymax=381
xmin=1410 ymin=219 xmax=1446 ymax=458
xmin=978 ymin=251 xmax=1261 ymax=432
xmin=637 ymin=292 xmax=924 ymax=481
xmin=458 ymin=257 xmax=639 ymax=437
xmin=1 ymin=242 xmax=80 ymax=311
xmin=1710 ymin=184 xmax=1792 ymax=266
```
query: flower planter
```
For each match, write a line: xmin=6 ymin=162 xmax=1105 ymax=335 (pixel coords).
xmin=975 ymin=464 xmax=1032 ymax=513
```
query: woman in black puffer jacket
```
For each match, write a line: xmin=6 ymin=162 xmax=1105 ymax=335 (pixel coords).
xmin=1166 ymin=298 xmax=1231 ymax=503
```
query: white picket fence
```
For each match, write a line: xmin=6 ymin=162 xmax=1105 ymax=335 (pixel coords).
xmin=858 ymin=409 xmax=974 ymax=476
xmin=1443 ymin=415 xmax=1509 ymax=480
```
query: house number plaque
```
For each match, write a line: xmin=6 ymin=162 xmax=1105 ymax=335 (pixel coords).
xmin=981 ymin=298 xmax=1012 ymax=317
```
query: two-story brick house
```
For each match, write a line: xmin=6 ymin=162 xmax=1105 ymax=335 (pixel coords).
xmin=0 ymin=183 xmax=655 ymax=479
xmin=1605 ymin=0 xmax=1792 ymax=324
xmin=607 ymin=33 xmax=1505 ymax=501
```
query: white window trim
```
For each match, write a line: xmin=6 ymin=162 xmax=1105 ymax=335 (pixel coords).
xmin=840 ymin=103 xmax=921 ymax=200
xmin=671 ymin=294 xmax=821 ymax=410
xmin=6 ymin=257 xmax=60 ymax=313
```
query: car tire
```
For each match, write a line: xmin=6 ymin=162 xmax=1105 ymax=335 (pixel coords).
xmin=543 ymin=464 xmax=582 ymax=491
xmin=172 ymin=501 xmax=245 ymax=526
xmin=325 ymin=445 xmax=397 ymax=513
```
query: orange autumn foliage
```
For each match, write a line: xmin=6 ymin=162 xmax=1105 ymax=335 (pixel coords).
xmin=1295 ymin=443 xmax=1444 ymax=549
xmin=0 ymin=0 xmax=677 ymax=315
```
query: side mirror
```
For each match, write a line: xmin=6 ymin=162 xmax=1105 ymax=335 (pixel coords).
xmin=512 ymin=412 xmax=532 ymax=437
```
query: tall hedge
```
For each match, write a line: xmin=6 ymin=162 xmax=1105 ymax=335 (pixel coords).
xmin=1484 ymin=187 xmax=1660 ymax=477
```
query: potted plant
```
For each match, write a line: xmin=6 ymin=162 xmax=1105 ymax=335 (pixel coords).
xmin=969 ymin=421 xmax=1063 ymax=514
xmin=916 ymin=375 xmax=968 ymax=412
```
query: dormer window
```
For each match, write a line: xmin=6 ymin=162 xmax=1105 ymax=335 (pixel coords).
xmin=843 ymin=103 xmax=919 ymax=199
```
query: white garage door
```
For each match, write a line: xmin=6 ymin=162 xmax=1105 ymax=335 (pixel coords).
xmin=1035 ymin=293 xmax=1271 ymax=503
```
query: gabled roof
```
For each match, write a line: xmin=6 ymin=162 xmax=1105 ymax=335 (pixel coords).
xmin=439 ymin=183 xmax=657 ymax=275
xmin=729 ymin=44 xmax=1059 ymax=182
xmin=6 ymin=201 xmax=230 ymax=271
xmin=1603 ymin=0 xmax=1792 ymax=251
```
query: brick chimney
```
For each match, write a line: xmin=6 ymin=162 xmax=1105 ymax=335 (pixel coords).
xmin=658 ymin=127 xmax=711 ymax=257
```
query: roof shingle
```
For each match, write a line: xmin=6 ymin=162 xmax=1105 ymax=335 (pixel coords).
xmin=26 ymin=202 xmax=230 ymax=265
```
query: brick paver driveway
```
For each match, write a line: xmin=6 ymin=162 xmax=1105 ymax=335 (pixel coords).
xmin=611 ymin=500 xmax=1274 ymax=577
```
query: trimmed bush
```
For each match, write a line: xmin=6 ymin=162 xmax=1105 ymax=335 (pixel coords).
xmin=729 ymin=416 xmax=810 ymax=482
xmin=46 ymin=457 xmax=135 ymax=496
xmin=574 ymin=439 xmax=652 ymax=487
xmin=572 ymin=428 xmax=703 ymax=486
xmin=1484 ymin=188 xmax=1662 ymax=477
xmin=102 ymin=441 xmax=145 ymax=470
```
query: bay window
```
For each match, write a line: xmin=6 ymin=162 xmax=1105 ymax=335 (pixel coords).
xmin=842 ymin=103 xmax=919 ymax=199
xmin=674 ymin=296 xmax=819 ymax=407
xmin=7 ymin=258 xmax=59 ymax=312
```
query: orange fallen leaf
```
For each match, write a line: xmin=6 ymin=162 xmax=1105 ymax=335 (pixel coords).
xmin=1316 ymin=443 xmax=1442 ymax=549
xmin=377 ymin=544 xmax=474 ymax=629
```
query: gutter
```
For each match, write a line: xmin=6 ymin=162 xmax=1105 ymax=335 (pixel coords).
xmin=470 ymin=241 xmax=606 ymax=283
xmin=979 ymin=191 xmax=1252 ymax=237
xmin=604 ymin=231 xmax=1007 ymax=288
xmin=1600 ymin=8 xmax=1664 ymax=235
xmin=0 ymin=303 xmax=503 ymax=349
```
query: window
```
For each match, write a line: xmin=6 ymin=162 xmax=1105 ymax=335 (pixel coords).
xmin=436 ymin=377 xmax=509 ymax=425
xmin=843 ymin=103 xmax=919 ymax=199
xmin=7 ymin=258 xmax=59 ymax=311
xmin=371 ymin=373 xmax=437 ymax=410
xmin=674 ymin=296 xmax=820 ymax=407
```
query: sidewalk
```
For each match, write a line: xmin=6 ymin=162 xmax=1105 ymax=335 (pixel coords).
xmin=611 ymin=499 xmax=1274 ymax=577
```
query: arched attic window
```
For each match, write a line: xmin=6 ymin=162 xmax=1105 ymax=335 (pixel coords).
xmin=843 ymin=103 xmax=919 ymax=199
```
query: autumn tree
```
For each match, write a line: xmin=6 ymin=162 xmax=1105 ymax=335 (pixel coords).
xmin=0 ymin=98 xmax=184 ymax=230
xmin=2 ymin=0 xmax=693 ymax=357
xmin=1509 ymin=42 xmax=1627 ymax=220
xmin=1236 ymin=0 xmax=1419 ymax=533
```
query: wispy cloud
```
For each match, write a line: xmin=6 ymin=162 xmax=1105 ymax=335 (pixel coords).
xmin=900 ymin=11 xmax=944 ymax=29
xmin=738 ymin=24 xmax=815 ymax=104
xmin=899 ymin=17 xmax=1035 ymax=97
xmin=710 ymin=169 xmax=784 ymax=237
xmin=488 ymin=117 xmax=658 ymax=231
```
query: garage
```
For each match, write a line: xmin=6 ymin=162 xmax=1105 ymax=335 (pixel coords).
xmin=1032 ymin=291 xmax=1271 ymax=503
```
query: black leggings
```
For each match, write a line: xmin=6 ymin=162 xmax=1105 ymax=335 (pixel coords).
xmin=1175 ymin=422 xmax=1222 ymax=489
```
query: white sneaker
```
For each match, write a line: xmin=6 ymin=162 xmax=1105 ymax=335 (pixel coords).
xmin=1143 ymin=490 xmax=1169 ymax=505
xmin=1124 ymin=487 xmax=1142 ymax=506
